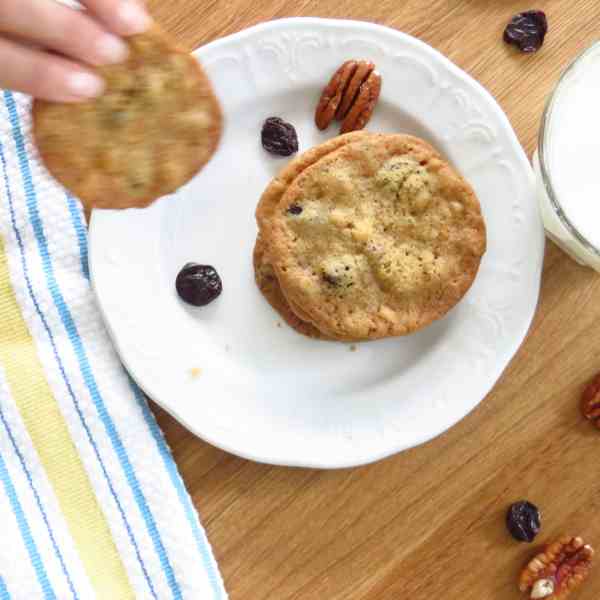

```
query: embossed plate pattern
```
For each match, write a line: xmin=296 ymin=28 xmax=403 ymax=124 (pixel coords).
xmin=89 ymin=18 xmax=544 ymax=468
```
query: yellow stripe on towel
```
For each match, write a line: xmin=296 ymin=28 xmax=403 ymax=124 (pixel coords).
xmin=0 ymin=237 xmax=134 ymax=600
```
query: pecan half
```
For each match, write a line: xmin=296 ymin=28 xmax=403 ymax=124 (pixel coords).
xmin=581 ymin=371 xmax=600 ymax=429
xmin=315 ymin=60 xmax=358 ymax=130
xmin=336 ymin=60 xmax=375 ymax=120
xmin=315 ymin=60 xmax=381 ymax=133
xmin=519 ymin=536 xmax=594 ymax=599
xmin=340 ymin=70 xmax=382 ymax=134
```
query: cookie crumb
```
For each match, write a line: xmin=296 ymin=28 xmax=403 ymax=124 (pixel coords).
xmin=349 ymin=345 xmax=357 ymax=352
xmin=276 ymin=321 xmax=282 ymax=328
xmin=190 ymin=367 xmax=202 ymax=378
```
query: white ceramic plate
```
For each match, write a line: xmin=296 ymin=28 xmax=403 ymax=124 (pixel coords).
xmin=89 ymin=18 xmax=544 ymax=468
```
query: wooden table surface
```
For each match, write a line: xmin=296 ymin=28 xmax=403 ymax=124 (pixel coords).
xmin=146 ymin=1 xmax=600 ymax=598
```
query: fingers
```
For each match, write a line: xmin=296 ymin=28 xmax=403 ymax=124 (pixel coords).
xmin=81 ymin=0 xmax=152 ymax=36
xmin=0 ymin=0 xmax=153 ymax=102
xmin=0 ymin=0 xmax=129 ymax=66
xmin=0 ymin=36 xmax=105 ymax=102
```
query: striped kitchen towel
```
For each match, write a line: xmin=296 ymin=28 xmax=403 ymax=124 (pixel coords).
xmin=0 ymin=91 xmax=227 ymax=599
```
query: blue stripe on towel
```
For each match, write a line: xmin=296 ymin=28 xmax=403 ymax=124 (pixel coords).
xmin=0 ymin=401 xmax=78 ymax=599
xmin=3 ymin=91 xmax=182 ymax=600
xmin=65 ymin=194 xmax=89 ymax=280
xmin=130 ymin=382 xmax=225 ymax=599
xmin=0 ymin=575 xmax=10 ymax=600
xmin=0 ymin=426 xmax=55 ymax=600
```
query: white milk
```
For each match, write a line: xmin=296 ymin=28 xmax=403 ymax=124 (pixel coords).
xmin=534 ymin=42 xmax=600 ymax=270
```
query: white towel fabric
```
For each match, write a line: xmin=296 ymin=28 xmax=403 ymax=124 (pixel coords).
xmin=0 ymin=90 xmax=227 ymax=599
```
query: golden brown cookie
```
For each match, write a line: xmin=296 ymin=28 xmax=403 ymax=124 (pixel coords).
xmin=32 ymin=24 xmax=222 ymax=210
xmin=254 ymin=133 xmax=440 ymax=341
xmin=255 ymin=133 xmax=450 ymax=341
xmin=253 ymin=236 xmax=330 ymax=339
xmin=256 ymin=131 xmax=376 ymax=230
xmin=261 ymin=134 xmax=486 ymax=340
xmin=255 ymin=132 xmax=376 ymax=340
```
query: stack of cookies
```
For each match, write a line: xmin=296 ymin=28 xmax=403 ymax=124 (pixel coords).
xmin=254 ymin=132 xmax=487 ymax=342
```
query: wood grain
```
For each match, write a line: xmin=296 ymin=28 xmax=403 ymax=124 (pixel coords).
xmin=145 ymin=1 xmax=600 ymax=598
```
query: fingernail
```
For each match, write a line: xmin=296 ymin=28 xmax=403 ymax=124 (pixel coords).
xmin=118 ymin=1 xmax=152 ymax=35
xmin=67 ymin=71 xmax=105 ymax=98
xmin=96 ymin=34 xmax=129 ymax=64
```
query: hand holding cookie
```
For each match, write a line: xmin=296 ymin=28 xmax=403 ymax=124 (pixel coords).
xmin=32 ymin=24 xmax=222 ymax=210
xmin=0 ymin=0 xmax=151 ymax=102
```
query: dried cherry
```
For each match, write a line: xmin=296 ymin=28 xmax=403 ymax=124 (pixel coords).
xmin=504 ymin=10 xmax=548 ymax=53
xmin=176 ymin=263 xmax=222 ymax=306
xmin=506 ymin=500 xmax=541 ymax=543
xmin=261 ymin=117 xmax=299 ymax=157
xmin=286 ymin=204 xmax=303 ymax=215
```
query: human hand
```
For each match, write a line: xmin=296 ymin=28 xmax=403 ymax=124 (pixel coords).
xmin=0 ymin=0 xmax=151 ymax=102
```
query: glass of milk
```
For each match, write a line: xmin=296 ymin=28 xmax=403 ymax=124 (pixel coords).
xmin=534 ymin=41 xmax=600 ymax=270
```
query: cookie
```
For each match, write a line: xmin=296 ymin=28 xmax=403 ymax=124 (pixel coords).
xmin=255 ymin=237 xmax=356 ymax=340
xmin=261 ymin=134 xmax=486 ymax=340
xmin=256 ymin=131 xmax=376 ymax=230
xmin=254 ymin=132 xmax=375 ymax=339
xmin=254 ymin=133 xmax=440 ymax=341
xmin=253 ymin=235 xmax=330 ymax=339
xmin=32 ymin=24 xmax=222 ymax=210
